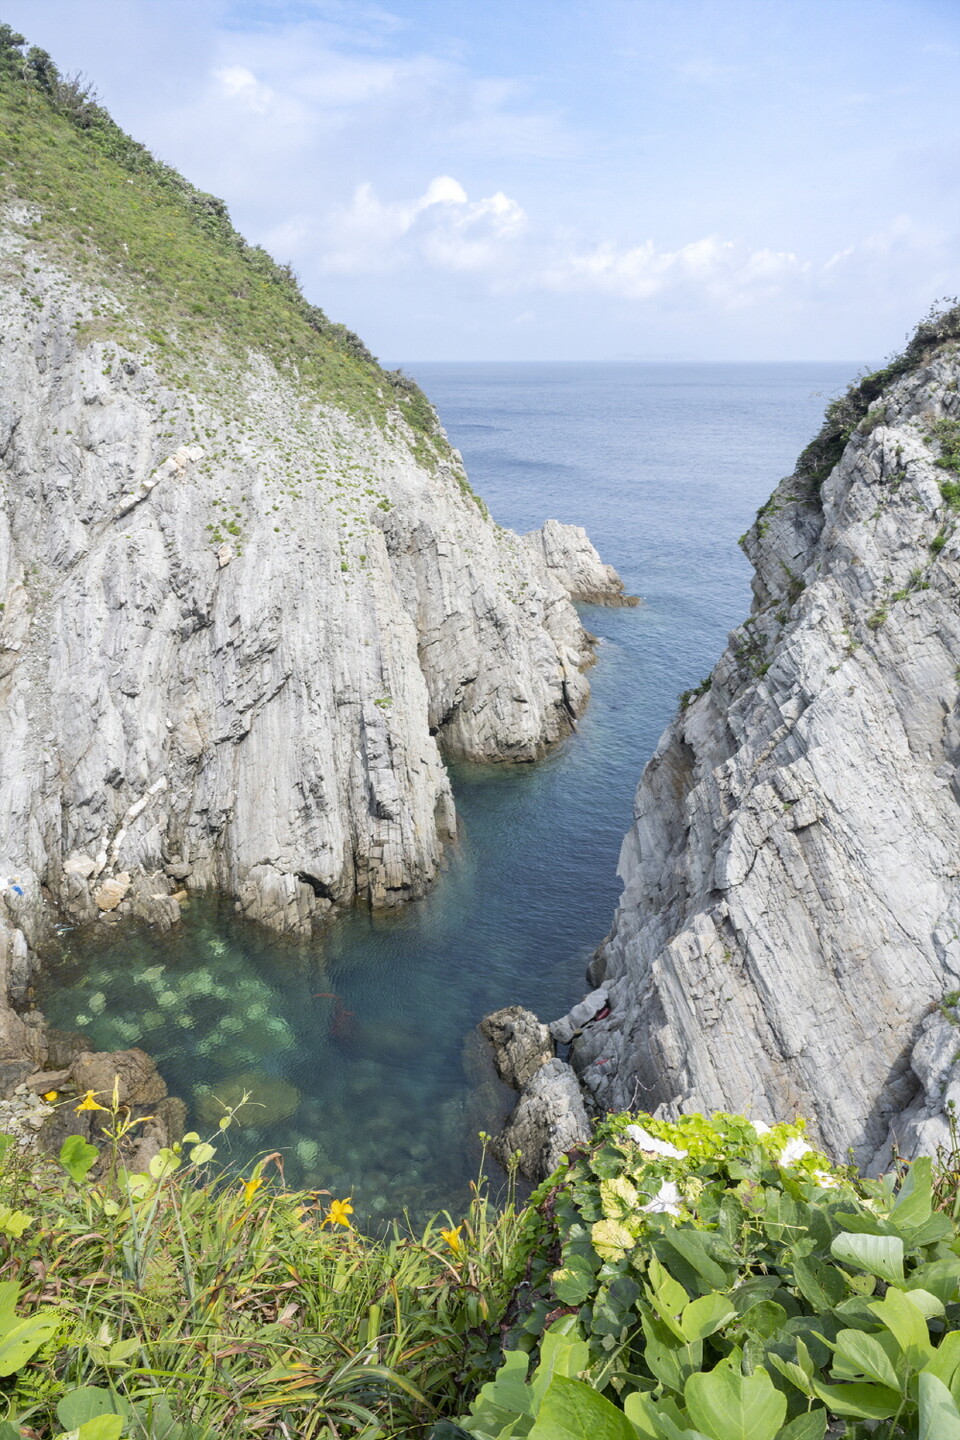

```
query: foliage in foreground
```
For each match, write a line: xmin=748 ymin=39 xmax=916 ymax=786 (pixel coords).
xmin=0 ymin=1100 xmax=523 ymax=1440
xmin=443 ymin=1112 xmax=960 ymax=1440
xmin=3 ymin=1106 xmax=960 ymax=1440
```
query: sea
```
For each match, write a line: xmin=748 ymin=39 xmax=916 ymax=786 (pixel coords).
xmin=38 ymin=361 xmax=857 ymax=1224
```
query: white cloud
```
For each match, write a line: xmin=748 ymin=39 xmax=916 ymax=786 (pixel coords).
xmin=214 ymin=66 xmax=275 ymax=114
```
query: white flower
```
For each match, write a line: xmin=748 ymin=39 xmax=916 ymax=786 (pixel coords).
xmin=640 ymin=1180 xmax=682 ymax=1216
xmin=625 ymin=1124 xmax=687 ymax=1159
xmin=778 ymin=1136 xmax=813 ymax=1166
xmin=752 ymin=1120 xmax=772 ymax=1136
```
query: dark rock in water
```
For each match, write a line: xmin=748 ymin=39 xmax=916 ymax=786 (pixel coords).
xmin=480 ymin=1005 xmax=554 ymax=1089
xmin=492 ymin=1057 xmax=590 ymax=1181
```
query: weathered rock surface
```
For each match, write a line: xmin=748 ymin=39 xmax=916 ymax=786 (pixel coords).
xmin=0 ymin=207 xmax=627 ymax=962
xmin=524 ymin=519 xmax=639 ymax=605
xmin=492 ymin=1057 xmax=591 ymax=1181
xmin=480 ymin=1005 xmax=555 ymax=1089
xmin=564 ymin=307 xmax=960 ymax=1166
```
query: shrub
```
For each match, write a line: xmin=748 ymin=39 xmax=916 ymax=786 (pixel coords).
xmin=442 ymin=1111 xmax=960 ymax=1440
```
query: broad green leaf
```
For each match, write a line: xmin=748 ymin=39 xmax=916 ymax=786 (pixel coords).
xmin=622 ymin=1391 xmax=660 ymax=1438
xmin=600 ymin=1175 xmax=639 ymax=1220
xmin=0 ymin=1206 xmax=33 ymax=1239
xmin=0 ymin=1312 xmax=60 ymax=1377
xmin=59 ymin=1134 xmax=98 ymax=1185
xmin=767 ymin=1352 xmax=814 ymax=1399
xmin=830 ymin=1232 xmax=904 ymax=1285
xmin=591 ymin=1219 xmax=636 ymax=1262
xmin=528 ymin=1374 xmax=637 ymax=1440
xmin=107 ymin=1338 xmax=139 ymax=1365
xmin=0 ymin=1283 xmax=20 ymax=1335
xmin=680 ymin=1293 xmax=737 ymax=1343
xmin=551 ymin=1255 xmax=596 ymax=1306
xmin=810 ymin=1381 xmax=900 ymax=1419
xmin=919 ymin=1371 xmax=960 ymax=1440
xmin=188 ymin=1141 xmax=216 ymax=1165
xmin=468 ymin=1350 xmax=531 ymax=1424
xmin=660 ymin=1230 xmax=731 ymax=1291
xmin=530 ymin=1329 xmax=590 ymax=1411
xmin=790 ymin=1256 xmax=845 ymax=1311
xmin=903 ymin=1288 xmax=945 ymax=1319
xmin=0 ymin=1423 xmax=21 ymax=1440
xmin=775 ymin=1412 xmax=827 ymax=1440
xmin=641 ymin=1314 xmax=700 ymax=1395
xmin=148 ymin=1148 xmax=181 ymax=1180
xmin=925 ymin=1329 xmax=960 ymax=1387
xmin=685 ymin=1364 xmax=786 ymax=1440
xmin=869 ymin=1286 xmax=934 ymax=1366
xmin=891 ymin=1156 xmax=933 ymax=1231
xmin=831 ymin=1329 xmax=901 ymax=1391
xmin=57 ymin=1389 xmax=125 ymax=1429
xmin=908 ymin=1259 xmax=960 ymax=1305
xmin=74 ymin=1417 xmax=124 ymax=1440
xmin=649 ymin=1258 xmax=689 ymax=1316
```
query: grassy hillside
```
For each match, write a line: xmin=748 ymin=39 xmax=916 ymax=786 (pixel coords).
xmin=0 ymin=25 xmax=441 ymax=445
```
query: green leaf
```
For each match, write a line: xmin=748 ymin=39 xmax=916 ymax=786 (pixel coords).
xmin=685 ymin=1364 xmax=786 ymax=1440
xmin=188 ymin=1141 xmax=216 ymax=1165
xmin=868 ymin=1286 xmax=934 ymax=1366
xmin=790 ymin=1256 xmax=845 ymax=1311
xmin=148 ymin=1148 xmax=181 ymax=1180
xmin=622 ymin=1391 xmax=660 ymax=1438
xmin=908 ymin=1259 xmax=960 ymax=1305
xmin=775 ymin=1412 xmax=826 ymax=1440
xmin=767 ymin=1352 xmax=814 ymax=1399
xmin=680 ymin=1293 xmax=737 ymax=1343
xmin=530 ymin=1329 xmax=590 ymax=1412
xmin=59 ymin=1134 xmax=98 ymax=1185
xmin=660 ymin=1230 xmax=731 ymax=1291
xmin=0 ymin=1206 xmax=33 ymax=1238
xmin=551 ymin=1254 xmax=596 ymax=1307
xmin=830 ymin=1232 xmax=904 ymax=1285
xmin=891 ymin=1156 xmax=932 ymax=1230
xmin=831 ymin=1329 xmax=901 ymax=1391
xmin=0 ymin=1312 xmax=60 ymax=1377
xmin=600 ymin=1175 xmax=640 ymax=1220
xmin=810 ymin=1381 xmax=900 ymax=1419
xmin=924 ymin=1329 xmax=960 ymax=1387
xmin=919 ymin=1372 xmax=960 ymax=1440
xmin=903 ymin=1287 xmax=945 ymax=1319
xmin=71 ymin=1417 xmax=124 ymax=1440
xmin=528 ymin=1375 xmax=637 ymax=1440
xmin=591 ymin=1218 xmax=636 ymax=1262
xmin=0 ymin=1422 xmax=22 ymax=1440
xmin=468 ymin=1349 xmax=531 ymax=1426
xmin=57 ymin=1388 xmax=126 ymax=1428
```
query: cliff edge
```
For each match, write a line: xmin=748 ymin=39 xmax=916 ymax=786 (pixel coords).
xmin=561 ymin=304 xmax=960 ymax=1168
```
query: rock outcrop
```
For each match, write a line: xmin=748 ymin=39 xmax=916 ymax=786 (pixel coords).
xmin=524 ymin=519 xmax=639 ymax=605
xmin=559 ymin=306 xmax=960 ymax=1168
xmin=0 ymin=217 xmax=626 ymax=952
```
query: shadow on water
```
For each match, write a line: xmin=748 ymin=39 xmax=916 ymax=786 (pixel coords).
xmin=38 ymin=362 xmax=857 ymax=1225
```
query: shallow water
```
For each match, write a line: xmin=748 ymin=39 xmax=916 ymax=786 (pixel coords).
xmin=39 ymin=362 xmax=856 ymax=1223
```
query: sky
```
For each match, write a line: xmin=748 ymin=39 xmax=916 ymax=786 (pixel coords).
xmin=4 ymin=0 xmax=959 ymax=361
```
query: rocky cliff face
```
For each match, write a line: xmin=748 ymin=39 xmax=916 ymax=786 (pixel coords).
xmin=0 ymin=206 xmax=607 ymax=962
xmin=565 ymin=307 xmax=960 ymax=1167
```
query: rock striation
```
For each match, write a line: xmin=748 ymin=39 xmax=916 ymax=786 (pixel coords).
xmin=549 ymin=306 xmax=960 ymax=1171
xmin=524 ymin=519 xmax=639 ymax=605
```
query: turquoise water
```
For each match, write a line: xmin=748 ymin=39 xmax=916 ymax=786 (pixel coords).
xmin=39 ymin=362 xmax=856 ymax=1223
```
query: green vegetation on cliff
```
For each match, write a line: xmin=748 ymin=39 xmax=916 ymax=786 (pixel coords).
xmin=4 ymin=1101 xmax=960 ymax=1440
xmin=0 ymin=25 xmax=442 ymax=446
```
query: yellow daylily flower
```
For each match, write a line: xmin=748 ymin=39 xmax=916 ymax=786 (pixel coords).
xmin=41 ymin=1091 xmax=58 ymax=1103
xmin=322 ymin=1197 xmax=354 ymax=1229
xmin=75 ymin=1090 xmax=108 ymax=1113
xmin=440 ymin=1225 xmax=463 ymax=1254
xmin=240 ymin=1173 xmax=264 ymax=1207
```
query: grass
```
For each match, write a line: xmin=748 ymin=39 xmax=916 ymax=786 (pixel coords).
xmin=0 ymin=1135 xmax=523 ymax=1438
xmin=0 ymin=56 xmax=447 ymax=460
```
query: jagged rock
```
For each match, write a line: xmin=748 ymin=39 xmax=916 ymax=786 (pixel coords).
xmin=44 ymin=1028 xmax=92 ymax=1069
xmin=70 ymin=1047 xmax=168 ymax=1108
xmin=570 ymin=305 xmax=960 ymax=1165
xmin=94 ymin=874 xmax=130 ymax=912
xmin=550 ymin=987 xmax=609 ymax=1045
xmin=524 ymin=519 xmax=638 ymax=606
xmin=0 ymin=213 xmax=621 ymax=945
xmin=492 ymin=1057 xmax=591 ymax=1181
xmin=480 ymin=1006 xmax=555 ymax=1089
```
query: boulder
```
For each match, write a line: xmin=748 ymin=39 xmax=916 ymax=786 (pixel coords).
xmin=493 ymin=1058 xmax=591 ymax=1181
xmin=480 ymin=1006 xmax=554 ymax=1089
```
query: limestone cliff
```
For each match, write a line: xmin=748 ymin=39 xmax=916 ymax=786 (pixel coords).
xmin=564 ymin=305 xmax=960 ymax=1167
xmin=0 ymin=51 xmax=621 ymax=1009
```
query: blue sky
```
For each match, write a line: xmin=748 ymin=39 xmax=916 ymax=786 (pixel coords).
xmin=5 ymin=0 xmax=959 ymax=359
